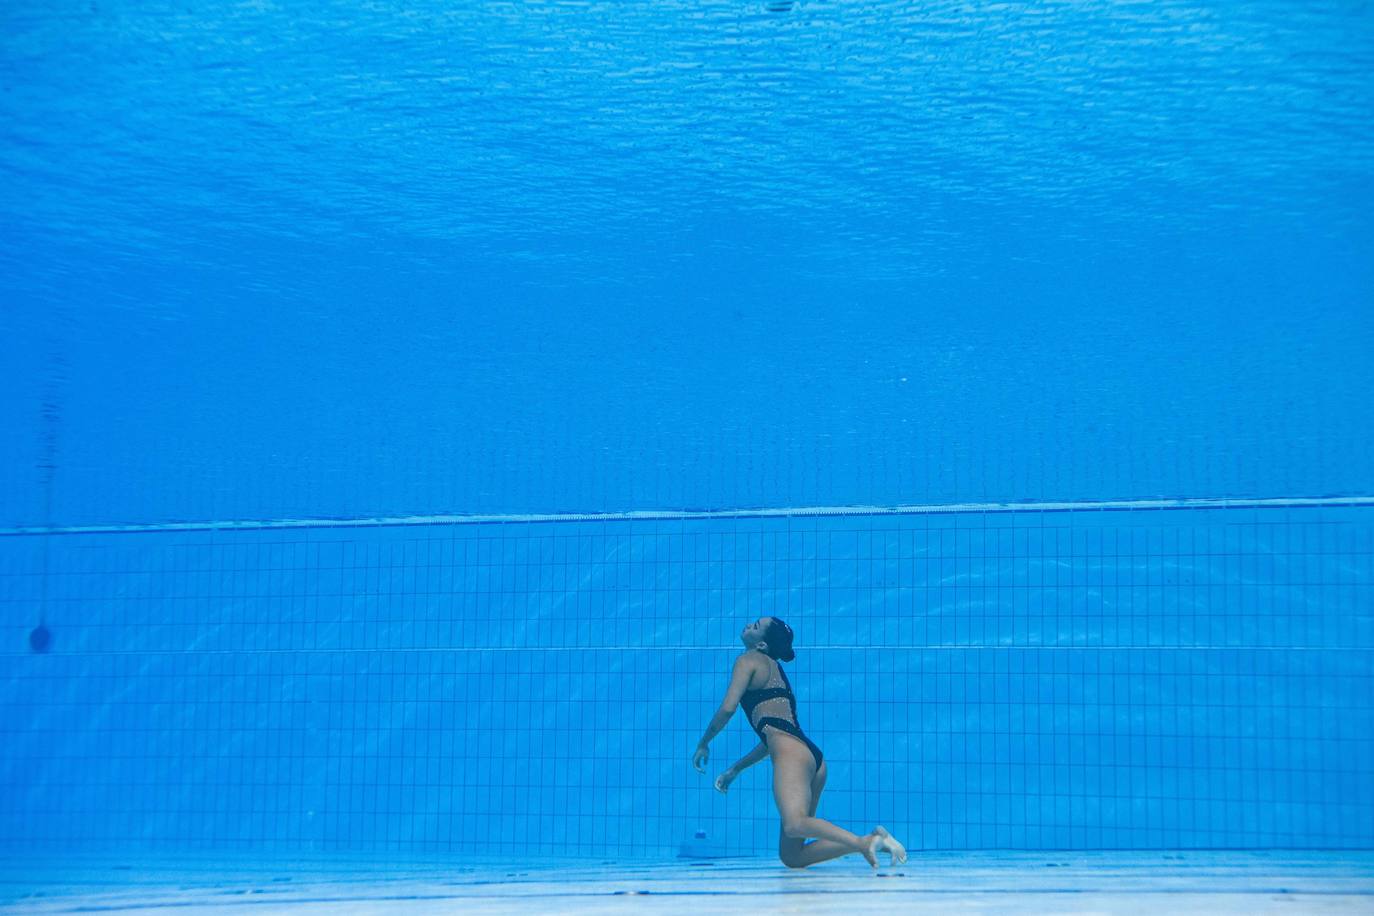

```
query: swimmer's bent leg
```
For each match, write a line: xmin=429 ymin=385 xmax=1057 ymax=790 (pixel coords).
xmin=785 ymin=837 xmax=863 ymax=868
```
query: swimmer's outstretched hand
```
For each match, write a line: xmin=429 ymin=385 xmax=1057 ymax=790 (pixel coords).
xmin=692 ymin=744 xmax=709 ymax=773
xmin=714 ymin=769 xmax=737 ymax=794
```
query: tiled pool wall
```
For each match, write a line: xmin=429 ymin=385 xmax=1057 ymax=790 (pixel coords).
xmin=1 ymin=505 xmax=1370 ymax=856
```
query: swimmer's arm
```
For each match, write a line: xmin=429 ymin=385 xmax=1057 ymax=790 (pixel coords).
xmin=696 ymin=655 xmax=757 ymax=749
xmin=729 ymin=741 xmax=769 ymax=775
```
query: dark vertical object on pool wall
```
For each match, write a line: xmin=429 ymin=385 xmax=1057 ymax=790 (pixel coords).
xmin=29 ymin=310 xmax=68 ymax=655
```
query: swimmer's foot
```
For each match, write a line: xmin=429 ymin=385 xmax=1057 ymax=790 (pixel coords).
xmin=860 ymin=832 xmax=880 ymax=869
xmin=873 ymin=825 xmax=908 ymax=865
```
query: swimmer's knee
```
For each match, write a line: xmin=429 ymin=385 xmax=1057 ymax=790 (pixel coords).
xmin=782 ymin=819 xmax=809 ymax=839
xmin=779 ymin=848 xmax=806 ymax=869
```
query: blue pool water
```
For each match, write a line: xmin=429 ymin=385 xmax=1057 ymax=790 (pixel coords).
xmin=1 ymin=0 xmax=1371 ymax=867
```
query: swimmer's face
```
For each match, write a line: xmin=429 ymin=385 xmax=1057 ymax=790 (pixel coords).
xmin=740 ymin=617 xmax=774 ymax=649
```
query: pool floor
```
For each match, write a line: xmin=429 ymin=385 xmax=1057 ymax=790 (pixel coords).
xmin=3 ymin=850 xmax=1372 ymax=914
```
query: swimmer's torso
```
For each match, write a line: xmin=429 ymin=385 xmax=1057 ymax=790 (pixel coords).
xmin=741 ymin=652 xmax=803 ymax=733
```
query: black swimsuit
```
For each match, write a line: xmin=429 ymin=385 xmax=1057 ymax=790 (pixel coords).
xmin=740 ymin=652 xmax=824 ymax=771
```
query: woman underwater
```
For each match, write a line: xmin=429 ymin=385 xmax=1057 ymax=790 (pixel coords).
xmin=693 ymin=616 xmax=908 ymax=869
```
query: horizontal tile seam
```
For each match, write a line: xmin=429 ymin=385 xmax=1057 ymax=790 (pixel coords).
xmin=3 ymin=496 xmax=1373 ymax=537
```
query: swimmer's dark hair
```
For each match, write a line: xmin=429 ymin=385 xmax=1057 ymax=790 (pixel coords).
xmin=762 ymin=617 xmax=796 ymax=663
